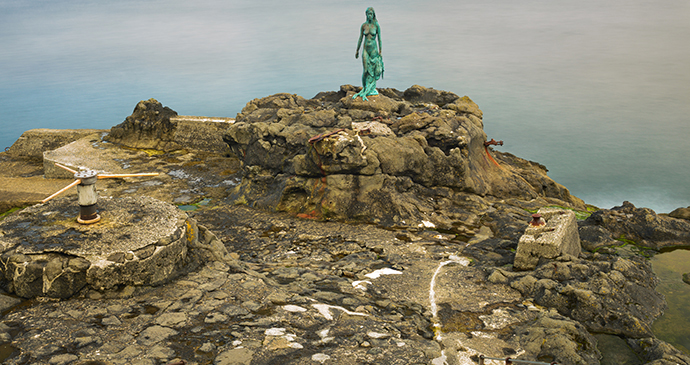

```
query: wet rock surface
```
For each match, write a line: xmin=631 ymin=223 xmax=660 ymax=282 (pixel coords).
xmin=2 ymin=200 xmax=687 ymax=364
xmin=0 ymin=203 xmax=600 ymax=365
xmin=1 ymin=90 xmax=690 ymax=364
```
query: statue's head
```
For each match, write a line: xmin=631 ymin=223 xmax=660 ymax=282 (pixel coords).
xmin=366 ymin=7 xmax=376 ymax=22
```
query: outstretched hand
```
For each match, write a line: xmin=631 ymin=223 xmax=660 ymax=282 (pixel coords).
xmin=355 ymin=51 xmax=359 ymax=59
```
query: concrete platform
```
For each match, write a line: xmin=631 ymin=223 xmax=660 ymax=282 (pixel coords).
xmin=43 ymin=132 xmax=132 ymax=178
xmin=0 ymin=195 xmax=196 ymax=298
xmin=43 ymin=115 xmax=234 ymax=179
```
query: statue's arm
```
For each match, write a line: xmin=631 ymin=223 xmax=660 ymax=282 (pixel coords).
xmin=356 ymin=24 xmax=364 ymax=58
xmin=377 ymin=24 xmax=382 ymax=55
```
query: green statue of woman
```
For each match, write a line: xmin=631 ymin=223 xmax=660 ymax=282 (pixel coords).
xmin=353 ymin=7 xmax=384 ymax=101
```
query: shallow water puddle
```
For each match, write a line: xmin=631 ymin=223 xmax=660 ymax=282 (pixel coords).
xmin=650 ymin=248 xmax=690 ymax=354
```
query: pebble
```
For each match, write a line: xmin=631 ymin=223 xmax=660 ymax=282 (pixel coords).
xmin=155 ymin=312 xmax=188 ymax=327
xmin=204 ymin=312 xmax=228 ymax=323
xmin=148 ymin=344 xmax=175 ymax=359
xmin=102 ymin=315 xmax=122 ymax=326
xmin=312 ymin=353 xmax=331 ymax=363
xmin=137 ymin=326 xmax=178 ymax=346
xmin=48 ymin=353 xmax=78 ymax=365
xmin=199 ymin=342 xmax=216 ymax=352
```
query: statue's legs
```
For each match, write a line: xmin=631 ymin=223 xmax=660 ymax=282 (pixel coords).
xmin=353 ymin=51 xmax=380 ymax=101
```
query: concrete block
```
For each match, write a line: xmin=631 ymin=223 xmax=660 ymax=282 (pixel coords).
xmin=514 ymin=208 xmax=581 ymax=270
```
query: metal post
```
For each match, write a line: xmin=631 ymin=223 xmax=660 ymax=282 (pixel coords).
xmin=75 ymin=170 xmax=100 ymax=224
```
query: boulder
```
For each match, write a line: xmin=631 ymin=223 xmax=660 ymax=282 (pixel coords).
xmin=627 ymin=337 xmax=690 ymax=364
xmin=223 ymin=85 xmax=584 ymax=226
xmin=578 ymin=224 xmax=617 ymax=251
xmin=514 ymin=312 xmax=600 ymax=365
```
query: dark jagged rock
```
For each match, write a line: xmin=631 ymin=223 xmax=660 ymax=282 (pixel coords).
xmin=580 ymin=201 xmax=690 ymax=250
xmin=494 ymin=253 xmax=665 ymax=338
xmin=223 ymin=85 xmax=583 ymax=226
xmin=105 ymin=98 xmax=180 ymax=151
xmin=578 ymin=224 xmax=618 ymax=251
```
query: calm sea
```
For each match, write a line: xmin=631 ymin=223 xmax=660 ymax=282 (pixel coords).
xmin=1 ymin=0 xmax=689 ymax=213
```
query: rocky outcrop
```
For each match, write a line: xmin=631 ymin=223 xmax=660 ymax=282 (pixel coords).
xmin=579 ymin=201 xmax=690 ymax=251
xmin=223 ymin=85 xmax=583 ymax=226
xmin=104 ymin=99 xmax=234 ymax=153
xmin=105 ymin=98 xmax=180 ymax=151
xmin=2 ymin=104 xmax=689 ymax=363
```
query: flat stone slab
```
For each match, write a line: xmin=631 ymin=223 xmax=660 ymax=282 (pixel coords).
xmin=0 ymin=195 xmax=192 ymax=298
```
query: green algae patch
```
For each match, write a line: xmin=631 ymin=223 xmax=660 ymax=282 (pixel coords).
xmin=0 ymin=206 xmax=25 ymax=221
xmin=609 ymin=234 xmax=654 ymax=258
xmin=525 ymin=205 xmax=594 ymax=221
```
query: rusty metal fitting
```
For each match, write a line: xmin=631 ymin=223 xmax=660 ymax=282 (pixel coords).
xmin=484 ymin=138 xmax=504 ymax=147
xmin=308 ymin=128 xmax=345 ymax=144
xmin=529 ymin=213 xmax=545 ymax=227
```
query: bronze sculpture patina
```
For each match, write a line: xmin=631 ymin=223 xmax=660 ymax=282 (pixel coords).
xmin=353 ymin=7 xmax=384 ymax=101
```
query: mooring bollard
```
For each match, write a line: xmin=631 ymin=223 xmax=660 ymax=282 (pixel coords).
xmin=75 ymin=170 xmax=100 ymax=224
xmin=529 ymin=213 xmax=546 ymax=227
